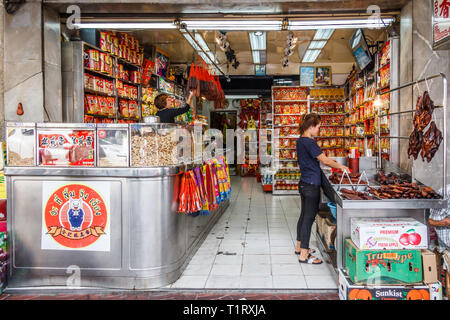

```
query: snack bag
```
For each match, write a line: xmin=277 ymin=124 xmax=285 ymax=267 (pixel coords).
xmin=317 ymin=139 xmax=323 ymax=148
xmin=292 ymin=104 xmax=300 ymax=114
xmin=289 ymin=115 xmax=296 ymax=125
xmin=119 ymin=99 xmax=129 ymax=117
xmin=318 ymin=103 xmax=326 ymax=113
xmin=290 ymin=127 xmax=299 ymax=135
xmin=283 ymin=104 xmax=291 ymax=114
xmin=311 ymin=104 xmax=318 ymax=113
xmin=107 ymin=97 xmax=115 ymax=116
xmin=281 ymin=127 xmax=290 ymax=136
xmin=274 ymin=115 xmax=281 ymax=125
xmin=274 ymin=104 xmax=282 ymax=114
xmin=323 ymin=139 xmax=330 ymax=148
xmin=281 ymin=116 xmax=289 ymax=125
xmin=97 ymin=97 xmax=107 ymax=115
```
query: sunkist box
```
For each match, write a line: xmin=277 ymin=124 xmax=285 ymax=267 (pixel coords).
xmin=351 ymin=217 xmax=428 ymax=250
xmin=338 ymin=268 xmax=442 ymax=300
xmin=345 ymin=238 xmax=422 ymax=284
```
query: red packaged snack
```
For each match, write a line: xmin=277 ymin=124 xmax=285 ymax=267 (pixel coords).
xmin=119 ymin=99 xmax=129 ymax=117
xmin=281 ymin=127 xmax=290 ymax=136
xmin=336 ymin=127 xmax=344 ymax=136
xmin=327 ymin=103 xmax=335 ymax=114
xmin=311 ymin=104 xmax=318 ymax=113
xmin=85 ymin=95 xmax=99 ymax=114
xmin=98 ymin=96 xmax=108 ymax=115
xmin=291 ymin=104 xmax=300 ymax=114
xmin=317 ymin=139 xmax=323 ymax=148
xmin=336 ymin=103 xmax=345 ymax=113
xmin=300 ymin=103 xmax=308 ymax=114
xmin=281 ymin=116 xmax=289 ymax=125
xmin=329 ymin=150 xmax=336 ymax=157
xmin=274 ymin=116 xmax=281 ymax=125
xmin=107 ymin=97 xmax=115 ymax=116
xmin=318 ymin=103 xmax=326 ymax=113
xmin=283 ymin=104 xmax=291 ymax=114
xmin=290 ymin=127 xmax=299 ymax=135
xmin=96 ymin=77 xmax=105 ymax=93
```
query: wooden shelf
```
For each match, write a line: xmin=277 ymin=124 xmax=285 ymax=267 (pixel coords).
xmin=85 ymin=113 xmax=116 ymax=119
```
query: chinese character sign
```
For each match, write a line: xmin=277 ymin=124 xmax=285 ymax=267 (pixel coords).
xmin=434 ymin=0 xmax=450 ymax=46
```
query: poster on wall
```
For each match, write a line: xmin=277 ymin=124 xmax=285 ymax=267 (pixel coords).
xmin=314 ymin=66 xmax=332 ymax=86
xmin=433 ymin=0 xmax=450 ymax=49
xmin=155 ymin=48 xmax=170 ymax=78
xmin=300 ymin=66 xmax=314 ymax=86
xmin=41 ymin=181 xmax=110 ymax=251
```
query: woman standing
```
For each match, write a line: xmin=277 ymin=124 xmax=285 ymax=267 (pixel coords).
xmin=294 ymin=113 xmax=350 ymax=264
xmin=155 ymin=91 xmax=195 ymax=123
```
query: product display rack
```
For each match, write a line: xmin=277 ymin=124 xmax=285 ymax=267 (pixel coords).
xmin=260 ymin=99 xmax=273 ymax=191
xmin=271 ymin=86 xmax=308 ymax=195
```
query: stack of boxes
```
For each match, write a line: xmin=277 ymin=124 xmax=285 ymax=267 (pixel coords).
xmin=339 ymin=218 xmax=442 ymax=300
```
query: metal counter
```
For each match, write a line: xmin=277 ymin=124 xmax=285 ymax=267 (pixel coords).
xmin=4 ymin=165 xmax=229 ymax=290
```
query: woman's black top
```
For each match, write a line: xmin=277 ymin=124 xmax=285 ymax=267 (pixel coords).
xmin=156 ymin=104 xmax=191 ymax=123
xmin=296 ymin=137 xmax=324 ymax=186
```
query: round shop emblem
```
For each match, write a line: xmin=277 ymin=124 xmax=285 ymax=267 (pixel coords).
xmin=44 ymin=184 xmax=107 ymax=249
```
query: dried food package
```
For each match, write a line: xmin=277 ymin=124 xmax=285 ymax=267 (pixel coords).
xmin=37 ymin=129 xmax=95 ymax=166
xmin=97 ymin=127 xmax=129 ymax=167
xmin=274 ymin=104 xmax=282 ymax=114
xmin=7 ymin=125 xmax=36 ymax=166
xmin=291 ymin=104 xmax=300 ymax=114
xmin=311 ymin=104 xmax=318 ymax=113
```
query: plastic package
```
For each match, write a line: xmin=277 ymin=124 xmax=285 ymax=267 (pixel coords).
xmin=6 ymin=124 xmax=35 ymax=166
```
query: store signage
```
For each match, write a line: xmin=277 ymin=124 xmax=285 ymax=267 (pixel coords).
xmin=300 ymin=66 xmax=314 ymax=86
xmin=255 ymin=65 xmax=266 ymax=76
xmin=433 ymin=0 xmax=450 ymax=49
xmin=41 ymin=182 xmax=110 ymax=251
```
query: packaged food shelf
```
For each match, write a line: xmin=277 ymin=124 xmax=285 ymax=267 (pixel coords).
xmin=84 ymin=88 xmax=116 ymax=97
xmin=273 ymin=100 xmax=308 ymax=102
xmin=84 ymin=67 xmax=115 ymax=80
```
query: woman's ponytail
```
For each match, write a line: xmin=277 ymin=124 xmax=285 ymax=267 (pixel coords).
xmin=299 ymin=113 xmax=321 ymax=135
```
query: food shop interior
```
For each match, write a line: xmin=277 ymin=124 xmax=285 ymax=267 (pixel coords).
xmin=2 ymin=1 xmax=450 ymax=298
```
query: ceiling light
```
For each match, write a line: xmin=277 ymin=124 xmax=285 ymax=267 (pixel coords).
xmin=181 ymin=32 xmax=201 ymax=51
xmin=252 ymin=51 xmax=261 ymax=64
xmin=302 ymin=49 xmax=321 ymax=63
xmin=182 ymin=20 xmax=282 ymax=31
xmin=249 ymin=32 xmax=266 ymax=50
xmin=254 ymin=31 xmax=263 ymax=36
xmin=288 ymin=18 xmax=394 ymax=30
xmin=194 ymin=33 xmax=210 ymax=52
xmin=73 ymin=22 xmax=177 ymax=29
xmin=308 ymin=40 xmax=327 ymax=49
xmin=313 ymin=29 xmax=335 ymax=40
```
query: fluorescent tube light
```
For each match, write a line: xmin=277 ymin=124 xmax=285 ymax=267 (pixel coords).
xmin=249 ymin=32 xmax=266 ymax=50
xmin=252 ymin=51 xmax=261 ymax=64
xmin=194 ymin=33 xmax=210 ymax=52
xmin=73 ymin=22 xmax=177 ymax=29
xmin=182 ymin=32 xmax=201 ymax=51
xmin=313 ymin=29 xmax=334 ymax=40
xmin=183 ymin=20 xmax=282 ymax=30
xmin=225 ymin=95 xmax=260 ymax=99
xmin=288 ymin=18 xmax=394 ymax=30
xmin=302 ymin=49 xmax=321 ymax=63
xmin=308 ymin=40 xmax=327 ymax=49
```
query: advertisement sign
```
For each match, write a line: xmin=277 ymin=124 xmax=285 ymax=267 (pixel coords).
xmin=300 ymin=66 xmax=314 ymax=86
xmin=41 ymin=182 xmax=110 ymax=251
xmin=433 ymin=0 xmax=450 ymax=49
xmin=38 ymin=130 xmax=95 ymax=167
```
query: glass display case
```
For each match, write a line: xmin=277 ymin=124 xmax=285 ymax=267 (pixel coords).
xmin=96 ymin=123 xmax=129 ymax=167
xmin=130 ymin=123 xmax=180 ymax=167
xmin=6 ymin=123 xmax=36 ymax=166
xmin=36 ymin=124 xmax=96 ymax=167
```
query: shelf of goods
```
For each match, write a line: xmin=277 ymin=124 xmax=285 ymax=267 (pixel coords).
xmin=62 ymin=37 xmax=189 ymax=125
xmin=271 ymin=86 xmax=308 ymax=195
xmin=4 ymin=122 xmax=231 ymax=289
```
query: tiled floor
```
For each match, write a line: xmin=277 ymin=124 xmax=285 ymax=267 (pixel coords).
xmin=169 ymin=176 xmax=338 ymax=290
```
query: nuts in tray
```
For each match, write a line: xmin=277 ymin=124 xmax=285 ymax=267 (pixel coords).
xmin=131 ymin=129 xmax=178 ymax=167
xmin=8 ymin=150 xmax=34 ymax=166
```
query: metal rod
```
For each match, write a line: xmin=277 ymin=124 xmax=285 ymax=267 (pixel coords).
xmin=377 ymin=73 xmax=442 ymax=96
xmin=375 ymin=135 xmax=410 ymax=139
xmin=378 ymin=105 xmax=444 ymax=117
xmin=443 ymin=73 xmax=447 ymax=201
xmin=177 ymin=23 xmax=229 ymax=80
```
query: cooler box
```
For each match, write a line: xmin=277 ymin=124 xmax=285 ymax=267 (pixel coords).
xmin=351 ymin=217 xmax=428 ymax=250
xmin=345 ymin=238 xmax=422 ymax=285
xmin=338 ymin=268 xmax=442 ymax=300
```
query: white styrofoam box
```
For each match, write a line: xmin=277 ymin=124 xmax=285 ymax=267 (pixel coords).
xmin=351 ymin=217 xmax=428 ymax=250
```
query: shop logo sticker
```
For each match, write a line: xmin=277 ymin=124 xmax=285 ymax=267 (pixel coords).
xmin=42 ymin=182 xmax=110 ymax=251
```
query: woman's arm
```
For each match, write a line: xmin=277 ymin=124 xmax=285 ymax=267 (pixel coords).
xmin=317 ymin=153 xmax=350 ymax=172
xmin=429 ymin=217 xmax=450 ymax=227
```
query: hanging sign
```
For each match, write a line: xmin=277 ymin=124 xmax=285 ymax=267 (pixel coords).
xmin=300 ymin=66 xmax=314 ymax=86
xmin=41 ymin=181 xmax=110 ymax=251
xmin=433 ymin=0 xmax=450 ymax=49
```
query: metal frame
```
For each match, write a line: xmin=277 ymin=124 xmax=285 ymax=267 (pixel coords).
xmin=376 ymin=73 xmax=448 ymax=200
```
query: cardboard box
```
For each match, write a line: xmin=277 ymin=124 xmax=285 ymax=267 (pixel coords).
xmin=345 ymin=238 xmax=422 ymax=285
xmin=338 ymin=268 xmax=442 ymax=300
xmin=422 ymin=249 xmax=439 ymax=284
xmin=351 ymin=217 xmax=428 ymax=250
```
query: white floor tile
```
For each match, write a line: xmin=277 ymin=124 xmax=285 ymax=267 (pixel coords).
xmin=182 ymin=263 xmax=213 ymax=276
xmin=171 ymin=275 xmax=208 ymax=288
xmin=205 ymin=275 xmax=241 ymax=289
xmin=273 ymin=275 xmax=307 ymax=289
xmin=241 ymin=263 xmax=271 ymax=276
xmin=214 ymin=253 xmax=243 ymax=265
xmin=271 ymin=263 xmax=303 ymax=276
xmin=210 ymin=264 xmax=242 ymax=276
xmin=218 ymin=244 xmax=245 ymax=255
xmin=270 ymin=246 xmax=295 ymax=255
xmin=301 ymin=262 xmax=334 ymax=276
xmin=305 ymin=275 xmax=338 ymax=289
xmin=244 ymin=244 xmax=270 ymax=254
xmin=188 ymin=254 xmax=217 ymax=265
xmin=239 ymin=275 xmax=273 ymax=289
xmin=242 ymin=254 xmax=271 ymax=265
xmin=271 ymin=254 xmax=299 ymax=264
xmin=270 ymin=239 xmax=295 ymax=247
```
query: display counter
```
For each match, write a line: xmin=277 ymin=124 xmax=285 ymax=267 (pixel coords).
xmin=4 ymin=122 xmax=230 ymax=289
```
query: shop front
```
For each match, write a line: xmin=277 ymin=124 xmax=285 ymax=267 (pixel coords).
xmin=1 ymin=0 xmax=450 ymax=298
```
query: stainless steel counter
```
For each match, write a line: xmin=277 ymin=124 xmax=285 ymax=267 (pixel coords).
xmin=4 ymin=165 xmax=229 ymax=289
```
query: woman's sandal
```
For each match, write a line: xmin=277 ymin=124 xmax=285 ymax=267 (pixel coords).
xmin=298 ymin=253 xmax=323 ymax=264
xmin=294 ymin=248 xmax=316 ymax=255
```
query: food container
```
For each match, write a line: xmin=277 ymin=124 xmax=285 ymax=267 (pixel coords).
xmin=130 ymin=123 xmax=181 ymax=167
xmin=6 ymin=123 xmax=36 ymax=166
xmin=36 ymin=123 xmax=96 ymax=167
xmin=97 ymin=124 xmax=129 ymax=167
